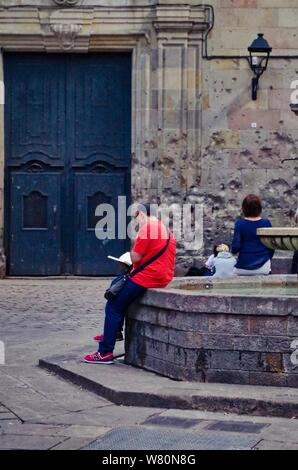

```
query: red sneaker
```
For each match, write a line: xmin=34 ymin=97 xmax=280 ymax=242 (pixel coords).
xmin=93 ymin=334 xmax=104 ymax=342
xmin=93 ymin=332 xmax=124 ymax=342
xmin=84 ymin=351 xmax=114 ymax=364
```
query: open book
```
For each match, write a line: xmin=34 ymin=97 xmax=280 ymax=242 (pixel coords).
xmin=107 ymin=252 xmax=132 ymax=266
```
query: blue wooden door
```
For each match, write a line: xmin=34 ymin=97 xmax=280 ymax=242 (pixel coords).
xmin=5 ymin=53 xmax=131 ymax=275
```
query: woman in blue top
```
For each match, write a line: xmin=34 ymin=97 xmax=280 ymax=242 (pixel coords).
xmin=231 ymin=194 xmax=274 ymax=275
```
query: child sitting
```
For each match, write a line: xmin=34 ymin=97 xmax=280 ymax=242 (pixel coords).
xmin=213 ymin=244 xmax=236 ymax=277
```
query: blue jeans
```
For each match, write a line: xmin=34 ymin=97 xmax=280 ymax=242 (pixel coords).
xmin=99 ymin=278 xmax=146 ymax=355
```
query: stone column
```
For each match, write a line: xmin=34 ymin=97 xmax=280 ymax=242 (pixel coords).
xmin=151 ymin=5 xmax=203 ymax=202
xmin=0 ymin=48 xmax=5 ymax=278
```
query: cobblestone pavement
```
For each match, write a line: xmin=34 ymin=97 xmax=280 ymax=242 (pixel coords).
xmin=0 ymin=278 xmax=298 ymax=450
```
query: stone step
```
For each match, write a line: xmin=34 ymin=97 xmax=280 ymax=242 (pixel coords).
xmin=39 ymin=347 xmax=298 ymax=419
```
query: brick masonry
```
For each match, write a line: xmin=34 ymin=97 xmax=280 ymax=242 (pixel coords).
xmin=125 ymin=277 xmax=298 ymax=387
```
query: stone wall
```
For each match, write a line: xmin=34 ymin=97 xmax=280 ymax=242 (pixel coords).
xmin=125 ymin=276 xmax=298 ymax=387
xmin=0 ymin=1 xmax=297 ymax=276
xmin=193 ymin=0 xmax=298 ymax=275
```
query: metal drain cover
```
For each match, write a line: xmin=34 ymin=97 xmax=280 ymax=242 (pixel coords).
xmin=83 ymin=426 xmax=260 ymax=450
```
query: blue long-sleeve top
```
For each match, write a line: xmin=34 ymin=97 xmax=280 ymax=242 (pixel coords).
xmin=231 ymin=218 xmax=274 ymax=270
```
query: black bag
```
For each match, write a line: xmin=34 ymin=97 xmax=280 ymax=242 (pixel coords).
xmin=104 ymin=274 xmax=129 ymax=301
xmin=104 ymin=230 xmax=171 ymax=301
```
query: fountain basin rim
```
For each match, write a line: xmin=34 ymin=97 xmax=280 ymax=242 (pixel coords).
xmin=257 ymin=227 xmax=298 ymax=236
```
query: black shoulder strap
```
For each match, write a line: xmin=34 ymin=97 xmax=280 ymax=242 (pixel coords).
xmin=129 ymin=229 xmax=171 ymax=279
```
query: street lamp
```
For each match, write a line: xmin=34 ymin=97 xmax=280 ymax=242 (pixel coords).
xmin=248 ymin=33 xmax=272 ymax=101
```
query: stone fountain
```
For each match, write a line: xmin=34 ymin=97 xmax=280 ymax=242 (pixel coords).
xmin=257 ymin=227 xmax=298 ymax=253
xmin=126 ymin=273 xmax=298 ymax=388
xmin=126 ymin=218 xmax=298 ymax=388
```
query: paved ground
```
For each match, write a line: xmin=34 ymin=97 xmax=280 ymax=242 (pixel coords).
xmin=0 ymin=278 xmax=298 ymax=450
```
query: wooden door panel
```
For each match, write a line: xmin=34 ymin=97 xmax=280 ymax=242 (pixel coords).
xmin=9 ymin=173 xmax=61 ymax=276
xmin=74 ymin=173 xmax=128 ymax=275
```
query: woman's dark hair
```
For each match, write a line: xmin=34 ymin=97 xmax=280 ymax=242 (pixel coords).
xmin=242 ymin=194 xmax=262 ymax=218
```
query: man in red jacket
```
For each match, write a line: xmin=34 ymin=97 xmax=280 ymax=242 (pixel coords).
xmin=84 ymin=203 xmax=176 ymax=364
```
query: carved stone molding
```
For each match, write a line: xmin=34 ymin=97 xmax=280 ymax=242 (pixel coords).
xmin=53 ymin=0 xmax=81 ymax=6
xmin=153 ymin=5 xmax=208 ymax=36
xmin=50 ymin=23 xmax=82 ymax=50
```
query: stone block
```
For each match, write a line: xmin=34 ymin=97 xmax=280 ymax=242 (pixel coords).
xmin=288 ymin=317 xmax=298 ymax=337
xmin=259 ymin=0 xmax=298 ymax=8
xmin=262 ymin=353 xmax=284 ymax=373
xmin=187 ymin=348 xmax=212 ymax=371
xmin=141 ymin=355 xmax=204 ymax=382
xmin=163 ymin=90 xmax=182 ymax=110
xmin=249 ymin=316 xmax=288 ymax=335
xmin=140 ymin=290 xmax=234 ymax=315
xmin=279 ymin=111 xmax=298 ymax=131
xmin=168 ymin=330 xmax=203 ymax=348
xmin=261 ymin=28 xmax=298 ymax=49
xmin=228 ymin=109 xmax=281 ymax=131
xmin=233 ymin=297 xmax=295 ymax=316
xmin=226 ymin=334 xmax=268 ymax=352
xmin=143 ymin=323 xmax=169 ymax=343
xmin=210 ymin=350 xmax=241 ymax=370
xmin=239 ymin=352 xmax=263 ymax=371
xmin=169 ymin=311 xmax=209 ymax=332
xmin=219 ymin=29 xmax=256 ymax=50
xmin=236 ymin=8 xmax=278 ymax=27
xmin=278 ymin=4 xmax=298 ymax=28
xmin=209 ymin=58 xmax=247 ymax=71
xmin=162 ymin=110 xmax=183 ymax=129
xmin=242 ymin=90 xmax=269 ymax=111
xmin=269 ymin=89 xmax=292 ymax=110
xmin=163 ymin=67 xmax=182 ymax=90
xmin=204 ymin=131 xmax=240 ymax=151
xmin=286 ymin=374 xmax=298 ymax=388
xmin=209 ymin=314 xmax=249 ymax=334
xmin=172 ymin=345 xmax=188 ymax=367
xmin=266 ymin=336 xmax=292 ymax=353
xmin=128 ymin=305 xmax=169 ymax=328
xmin=205 ymin=369 xmax=250 ymax=385
xmin=142 ymin=337 xmax=165 ymax=361
xmin=0 ymin=434 xmax=64 ymax=450
xmin=202 ymin=111 xmax=229 ymax=131
xmin=220 ymin=0 xmax=257 ymax=6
